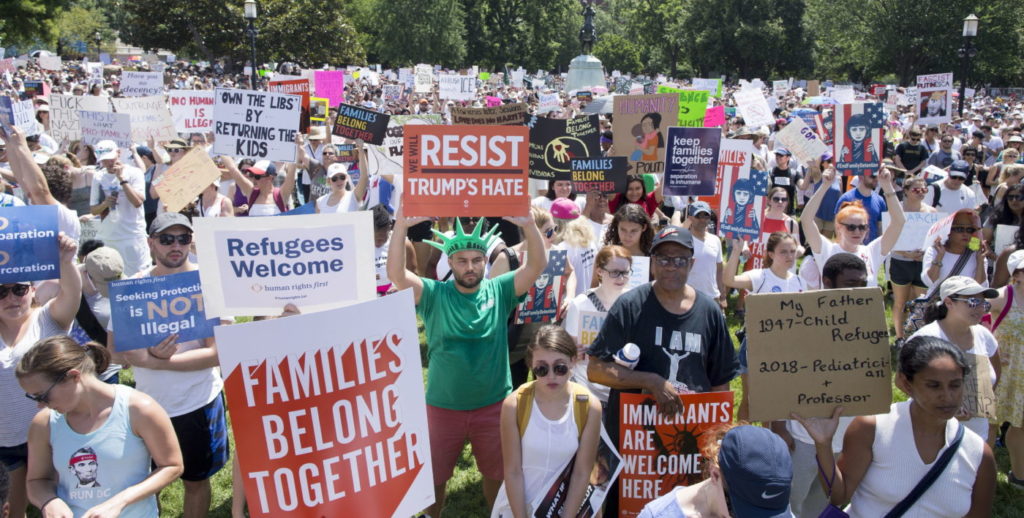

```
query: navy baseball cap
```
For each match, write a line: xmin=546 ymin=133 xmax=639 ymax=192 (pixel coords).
xmin=774 ymin=148 xmax=792 ymax=156
xmin=687 ymin=201 xmax=713 ymax=217
xmin=949 ymin=160 xmax=970 ymax=177
xmin=651 ymin=226 xmax=694 ymax=252
xmin=719 ymin=425 xmax=794 ymax=518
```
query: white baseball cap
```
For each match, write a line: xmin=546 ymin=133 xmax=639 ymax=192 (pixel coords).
xmin=94 ymin=140 xmax=118 ymax=161
xmin=1007 ymin=250 xmax=1024 ymax=274
xmin=939 ymin=275 xmax=999 ymax=300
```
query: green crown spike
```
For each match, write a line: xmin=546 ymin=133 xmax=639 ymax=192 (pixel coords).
xmin=424 ymin=218 xmax=502 ymax=256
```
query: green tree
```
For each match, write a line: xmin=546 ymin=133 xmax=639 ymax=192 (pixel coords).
xmin=0 ymin=0 xmax=71 ymax=49
xmin=370 ymin=0 xmax=467 ymax=66
xmin=53 ymin=1 xmax=115 ymax=57
xmin=457 ymin=0 xmax=580 ymax=72
xmin=592 ymin=33 xmax=642 ymax=74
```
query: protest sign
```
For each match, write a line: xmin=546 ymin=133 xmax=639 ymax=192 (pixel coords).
xmin=120 ymin=71 xmax=163 ymax=97
xmin=450 ymin=104 xmax=528 ymax=125
xmin=78 ymin=110 xmax=132 ymax=149
xmin=655 ymin=86 xmax=708 ymax=127
xmin=0 ymin=98 xmax=37 ymax=134
xmin=22 ymin=81 xmax=43 ymax=98
xmin=363 ymin=114 xmax=443 ymax=179
xmin=527 ymin=115 xmax=600 ymax=181
xmin=916 ymin=72 xmax=953 ymax=126
xmin=515 ymin=250 xmax=568 ymax=324
xmin=627 ymin=256 xmax=650 ymax=289
xmin=715 ymin=139 xmax=763 ymax=241
xmin=0 ymin=58 xmax=13 ymax=74
xmin=963 ymin=354 xmax=996 ymax=420
xmin=109 ymin=270 xmax=219 ymax=351
xmin=576 ymin=311 xmax=606 ymax=349
xmin=212 ymin=88 xmax=300 ymax=163
xmin=537 ymin=93 xmax=560 ymax=114
xmin=168 ymin=90 xmax=215 ymax=133
xmin=438 ymin=74 xmax=476 ymax=101
xmin=774 ymin=117 xmax=828 ymax=165
xmin=612 ymin=94 xmax=678 ymax=175
xmin=532 ymin=426 xmax=622 ymax=518
xmin=996 ymin=224 xmax=1016 ymax=254
xmin=830 ymin=85 xmax=856 ymax=104
xmin=745 ymin=288 xmax=891 ymax=421
xmin=403 ymin=124 xmax=529 ymax=217
xmin=38 ymin=55 xmax=61 ymax=71
xmin=833 ymin=103 xmax=884 ymax=175
xmin=309 ymin=97 xmax=328 ymax=123
xmin=733 ymin=88 xmax=774 ymax=128
xmin=807 ymin=80 xmax=820 ymax=96
xmin=332 ymin=103 xmax=390 ymax=146
xmin=618 ymin=391 xmax=733 ymax=516
xmin=691 ymin=78 xmax=722 ymax=97
xmin=194 ymin=211 xmax=375 ymax=318
xmin=882 ymin=212 xmax=948 ymax=252
xmin=772 ymin=79 xmax=789 ymax=98
xmin=268 ymin=78 xmax=311 ymax=133
xmin=703 ymin=105 xmax=725 ymax=127
xmin=111 ymin=96 xmax=177 ymax=142
xmin=216 ymin=289 xmax=434 ymax=518
xmin=0 ymin=206 xmax=59 ymax=283
xmin=570 ymin=157 xmax=628 ymax=195
xmin=382 ymin=84 xmax=404 ymax=101
xmin=152 ymin=147 xmax=222 ymax=213
xmin=313 ymin=70 xmax=344 ymax=108
xmin=414 ymin=64 xmax=433 ymax=93
xmin=664 ymin=127 xmax=720 ymax=196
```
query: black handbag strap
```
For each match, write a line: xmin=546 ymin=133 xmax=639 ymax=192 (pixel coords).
xmin=923 ymin=250 xmax=973 ymax=301
xmin=883 ymin=423 xmax=965 ymax=518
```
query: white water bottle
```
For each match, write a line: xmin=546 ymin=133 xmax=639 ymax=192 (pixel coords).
xmin=613 ymin=343 xmax=640 ymax=370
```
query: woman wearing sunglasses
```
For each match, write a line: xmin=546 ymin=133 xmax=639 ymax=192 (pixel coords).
xmin=492 ymin=326 xmax=601 ymax=518
xmin=0 ymin=234 xmax=81 ymax=518
xmin=922 ymin=209 xmax=988 ymax=290
xmin=983 ymin=182 xmax=1024 ymax=250
xmin=315 ymin=142 xmax=369 ymax=214
xmin=910 ymin=276 xmax=1001 ymax=441
xmin=802 ymin=166 xmax=905 ymax=287
xmin=889 ymin=177 xmax=939 ymax=342
xmin=748 ymin=186 xmax=801 ymax=271
xmin=987 ymin=152 xmax=1022 ymax=205
xmin=16 ymin=336 xmax=182 ymax=518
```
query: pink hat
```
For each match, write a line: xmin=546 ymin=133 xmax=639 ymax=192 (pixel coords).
xmin=550 ymin=198 xmax=580 ymax=220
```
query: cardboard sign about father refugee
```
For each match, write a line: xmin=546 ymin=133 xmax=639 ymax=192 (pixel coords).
xmin=216 ymin=289 xmax=434 ymax=518
xmin=120 ymin=71 xmax=164 ymax=97
xmin=664 ymin=127 xmax=719 ymax=196
xmin=571 ymin=156 xmax=628 ymax=195
xmin=403 ymin=125 xmax=530 ymax=217
xmin=332 ymin=103 xmax=390 ymax=146
xmin=618 ymin=391 xmax=733 ymax=517
xmin=49 ymin=94 xmax=110 ymax=142
xmin=527 ymin=114 xmax=600 ymax=180
xmin=745 ymin=288 xmax=892 ymax=422
xmin=193 ymin=211 xmax=375 ymax=318
xmin=213 ymin=88 xmax=300 ymax=163
xmin=613 ymin=94 xmax=678 ymax=175
xmin=109 ymin=270 xmax=219 ymax=351
xmin=0 ymin=206 xmax=59 ymax=283
xmin=168 ymin=90 xmax=215 ymax=133
xmin=152 ymin=147 xmax=222 ymax=213
xmin=450 ymin=104 xmax=528 ymax=126
xmin=111 ymin=96 xmax=178 ymax=142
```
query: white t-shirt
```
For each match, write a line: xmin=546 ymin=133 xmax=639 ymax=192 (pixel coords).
xmin=746 ymin=268 xmax=806 ymax=294
xmin=920 ymin=248 xmax=987 ymax=289
xmin=933 ymin=183 xmax=978 ymax=212
xmin=689 ymin=232 xmax=723 ymax=298
xmin=565 ymin=244 xmax=597 ymax=298
xmin=812 ymin=239 xmax=885 ymax=288
xmin=89 ymin=165 xmax=147 ymax=241
xmin=315 ymin=192 xmax=358 ymax=214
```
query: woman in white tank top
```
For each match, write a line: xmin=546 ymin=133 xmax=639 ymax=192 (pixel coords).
xmin=794 ymin=336 xmax=995 ymax=517
xmin=196 ymin=182 xmax=233 ymax=218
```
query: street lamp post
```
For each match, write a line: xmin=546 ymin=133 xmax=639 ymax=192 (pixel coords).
xmin=957 ymin=14 xmax=979 ymax=118
xmin=93 ymin=31 xmax=102 ymax=60
xmin=244 ymin=0 xmax=258 ymax=90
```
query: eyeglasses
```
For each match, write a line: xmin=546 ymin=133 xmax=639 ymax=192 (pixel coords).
xmin=157 ymin=233 xmax=193 ymax=246
xmin=771 ymin=196 xmax=788 ymax=203
xmin=601 ymin=268 xmax=631 ymax=279
xmin=531 ymin=363 xmax=570 ymax=378
xmin=331 ymin=174 xmax=347 ymax=182
xmin=910 ymin=187 xmax=929 ymax=194
xmin=909 ymin=138 xmax=921 ymax=142
xmin=840 ymin=223 xmax=868 ymax=232
xmin=653 ymin=254 xmax=692 ymax=268
xmin=952 ymin=297 xmax=992 ymax=310
xmin=25 ymin=372 xmax=66 ymax=404
xmin=0 ymin=284 xmax=30 ymax=299
xmin=950 ymin=226 xmax=977 ymax=234
xmin=1007 ymin=195 xmax=1024 ymax=201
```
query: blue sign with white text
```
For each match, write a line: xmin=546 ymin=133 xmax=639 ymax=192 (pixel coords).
xmin=0 ymin=205 xmax=60 ymax=283
xmin=109 ymin=270 xmax=219 ymax=351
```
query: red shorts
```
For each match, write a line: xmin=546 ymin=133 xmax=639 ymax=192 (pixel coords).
xmin=427 ymin=401 xmax=504 ymax=482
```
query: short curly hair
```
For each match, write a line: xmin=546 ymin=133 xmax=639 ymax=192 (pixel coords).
xmin=40 ymin=163 xmax=72 ymax=204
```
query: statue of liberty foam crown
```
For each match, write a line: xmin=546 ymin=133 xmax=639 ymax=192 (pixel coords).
xmin=425 ymin=218 xmax=502 ymax=257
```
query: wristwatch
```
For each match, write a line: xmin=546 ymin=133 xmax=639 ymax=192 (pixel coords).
xmin=119 ymin=180 xmax=129 ymax=185
xmin=931 ymin=260 xmax=943 ymax=268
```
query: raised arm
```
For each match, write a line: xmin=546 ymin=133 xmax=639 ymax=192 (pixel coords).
xmin=280 ymin=162 xmax=297 ymax=204
xmin=802 ymin=166 xmax=836 ymax=254
xmin=877 ymin=168 xmax=905 ymax=256
xmin=506 ymin=215 xmax=547 ymax=296
xmin=2 ymin=122 xmax=58 ymax=205
xmin=352 ymin=140 xmax=369 ymax=204
xmin=724 ymin=238 xmax=754 ymax=290
xmin=49 ymin=234 xmax=82 ymax=328
xmin=222 ymin=155 xmax=254 ymax=197
xmin=387 ymin=205 xmax=427 ymax=304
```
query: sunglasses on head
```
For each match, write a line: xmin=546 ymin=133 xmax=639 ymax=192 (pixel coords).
xmin=157 ymin=233 xmax=193 ymax=246
xmin=25 ymin=372 xmax=66 ymax=404
xmin=952 ymin=296 xmax=991 ymax=310
xmin=601 ymin=267 xmax=631 ymax=279
xmin=950 ymin=226 xmax=977 ymax=234
xmin=531 ymin=363 xmax=570 ymax=378
xmin=0 ymin=284 xmax=30 ymax=299
xmin=841 ymin=223 xmax=868 ymax=232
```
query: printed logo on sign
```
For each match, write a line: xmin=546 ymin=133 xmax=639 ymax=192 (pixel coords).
xmin=250 ymin=284 xmax=264 ymax=293
xmin=0 ymin=217 xmax=8 ymax=231
xmin=0 ymin=251 xmax=9 ymax=266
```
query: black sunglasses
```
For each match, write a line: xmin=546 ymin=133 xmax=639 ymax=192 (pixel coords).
xmin=330 ymin=174 xmax=347 ymax=182
xmin=1006 ymin=195 xmax=1024 ymax=201
xmin=157 ymin=233 xmax=193 ymax=246
xmin=531 ymin=363 xmax=570 ymax=378
xmin=950 ymin=226 xmax=978 ymax=234
xmin=25 ymin=372 xmax=66 ymax=404
xmin=841 ymin=223 xmax=868 ymax=232
xmin=653 ymin=254 xmax=692 ymax=268
xmin=771 ymin=196 xmax=788 ymax=203
xmin=0 ymin=284 xmax=31 ymax=299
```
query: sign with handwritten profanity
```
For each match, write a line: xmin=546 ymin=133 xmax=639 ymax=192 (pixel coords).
xmin=215 ymin=289 xmax=434 ymax=518
xmin=0 ymin=206 xmax=59 ymax=283
xmin=109 ymin=270 xmax=219 ymax=351
xmin=111 ymin=96 xmax=178 ymax=142
xmin=745 ymin=288 xmax=892 ymax=421
xmin=438 ymin=74 xmax=476 ymax=101
xmin=332 ymin=103 xmax=390 ymax=145
xmin=152 ymin=147 xmax=222 ymax=213
xmin=120 ymin=71 xmax=164 ymax=97
xmin=570 ymin=157 xmax=629 ymax=195
xmin=212 ymin=88 xmax=300 ymax=163
xmin=664 ymin=127 xmax=720 ymax=196
xmin=49 ymin=94 xmax=110 ymax=142
xmin=450 ymin=104 xmax=528 ymax=126
xmin=168 ymin=90 xmax=215 ymax=133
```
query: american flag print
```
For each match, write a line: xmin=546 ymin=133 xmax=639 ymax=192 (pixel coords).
xmin=515 ymin=249 xmax=568 ymax=324
xmin=833 ymin=103 xmax=884 ymax=176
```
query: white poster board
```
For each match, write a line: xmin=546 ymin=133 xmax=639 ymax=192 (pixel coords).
xmin=212 ymin=88 xmax=301 ymax=163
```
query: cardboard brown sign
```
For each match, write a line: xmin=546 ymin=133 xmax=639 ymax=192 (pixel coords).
xmin=962 ymin=354 xmax=996 ymax=420
xmin=745 ymin=288 xmax=892 ymax=421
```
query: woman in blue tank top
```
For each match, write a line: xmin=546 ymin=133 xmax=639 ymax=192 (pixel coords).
xmin=16 ymin=336 xmax=183 ymax=518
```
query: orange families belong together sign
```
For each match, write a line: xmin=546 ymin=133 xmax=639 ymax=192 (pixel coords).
xmin=403 ymin=125 xmax=530 ymax=217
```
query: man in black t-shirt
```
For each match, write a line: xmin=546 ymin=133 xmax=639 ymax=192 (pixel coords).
xmin=769 ymin=148 xmax=802 ymax=214
xmin=894 ymin=129 xmax=929 ymax=176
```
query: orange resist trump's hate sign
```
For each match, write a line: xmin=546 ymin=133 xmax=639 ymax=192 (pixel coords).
xmin=215 ymin=289 xmax=434 ymax=518
xmin=403 ymin=124 xmax=530 ymax=217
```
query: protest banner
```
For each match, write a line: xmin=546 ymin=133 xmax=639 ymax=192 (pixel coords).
xmin=715 ymin=139 xmax=765 ymax=241
xmin=833 ymin=103 xmax=884 ymax=176
xmin=0 ymin=206 xmax=59 ymax=283
xmin=78 ymin=110 xmax=132 ymax=150
xmin=111 ymin=96 xmax=177 ymax=143
xmin=212 ymin=88 xmax=301 ymax=163
xmin=403 ymin=124 xmax=529 ymax=217
xmin=830 ymin=85 xmax=856 ymax=104
xmin=362 ymin=114 xmax=443 ymax=180
xmin=332 ymin=103 xmax=390 ymax=146
xmin=537 ymin=93 xmax=560 ymax=114
xmin=313 ymin=70 xmax=344 ymax=108
xmin=963 ymin=354 xmax=996 ymax=421
xmin=916 ymin=72 xmax=953 ymax=126
xmin=664 ymin=127 xmax=720 ymax=196
xmin=532 ymin=426 xmax=622 ymax=518
xmin=617 ymin=391 xmax=733 ymax=516
xmin=38 ymin=55 xmax=61 ymax=71
xmin=515 ymin=250 xmax=568 ymax=324
xmin=268 ymin=78 xmax=311 ymax=133
xmin=414 ymin=64 xmax=433 ymax=93
xmin=120 ymin=71 xmax=164 ymax=97
xmin=996 ymin=224 xmax=1016 ymax=254
xmin=450 ymin=104 xmax=528 ymax=126
xmin=772 ymin=79 xmax=789 ymax=98
xmin=215 ymin=289 xmax=434 ymax=518
xmin=193 ymin=211 xmax=375 ymax=318
xmin=0 ymin=98 xmax=37 ymax=134
xmin=745 ymin=288 xmax=891 ymax=421
xmin=527 ymin=115 xmax=600 ymax=181
xmin=627 ymin=256 xmax=650 ymax=289
xmin=655 ymin=86 xmax=708 ymax=128
xmin=703 ymin=105 xmax=725 ymax=127
xmin=691 ymin=77 xmax=722 ymax=97
xmin=152 ymin=147 xmax=222 ymax=213
xmin=398 ymin=68 xmax=413 ymax=88
xmin=309 ymin=97 xmax=328 ymax=123
xmin=612 ymin=94 xmax=678 ymax=176
xmin=774 ymin=117 xmax=828 ymax=165
xmin=168 ymin=90 xmax=215 ymax=133
xmin=382 ymin=84 xmax=404 ymax=101
xmin=733 ymin=88 xmax=774 ymax=128
xmin=108 ymin=270 xmax=219 ymax=351
xmin=570 ymin=156 xmax=628 ymax=195
xmin=807 ymin=80 xmax=820 ymax=96
xmin=881 ymin=212 xmax=947 ymax=252
xmin=438 ymin=74 xmax=476 ymax=101
xmin=576 ymin=310 xmax=605 ymax=349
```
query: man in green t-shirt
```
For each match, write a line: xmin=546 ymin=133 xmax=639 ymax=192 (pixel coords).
xmin=387 ymin=205 xmax=547 ymax=518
